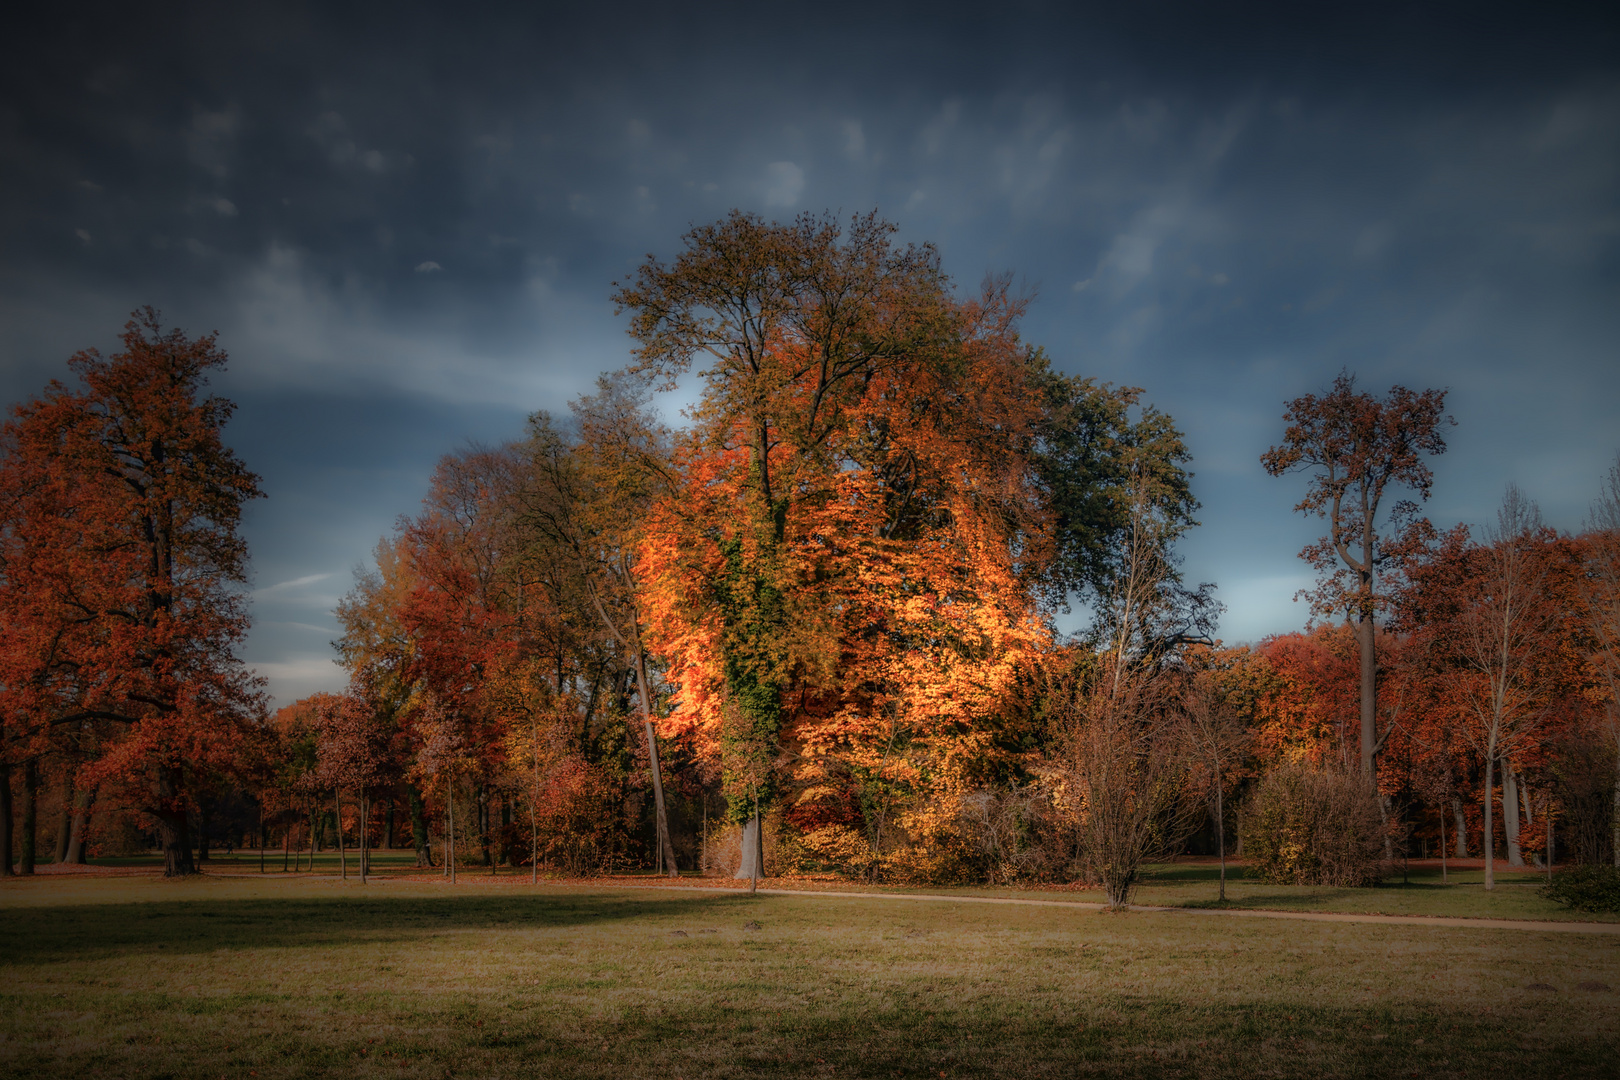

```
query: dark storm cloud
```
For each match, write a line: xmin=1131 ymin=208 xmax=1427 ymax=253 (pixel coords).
xmin=3 ymin=1 xmax=1617 ymax=702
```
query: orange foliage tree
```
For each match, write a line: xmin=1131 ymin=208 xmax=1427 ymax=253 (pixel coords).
xmin=0 ymin=310 xmax=264 ymax=876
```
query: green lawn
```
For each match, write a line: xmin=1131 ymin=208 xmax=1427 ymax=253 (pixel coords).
xmin=1 ymin=874 xmax=1616 ymax=1078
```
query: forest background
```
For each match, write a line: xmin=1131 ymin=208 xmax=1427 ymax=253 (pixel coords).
xmin=4 ymin=211 xmax=1619 ymax=907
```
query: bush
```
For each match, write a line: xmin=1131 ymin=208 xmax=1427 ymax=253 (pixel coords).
xmin=1541 ymin=864 xmax=1620 ymax=913
xmin=1239 ymin=764 xmax=1385 ymax=887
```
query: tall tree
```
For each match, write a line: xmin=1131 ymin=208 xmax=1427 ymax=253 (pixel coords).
xmin=1262 ymin=372 xmax=1451 ymax=786
xmin=515 ymin=380 xmax=681 ymax=875
xmin=615 ymin=211 xmax=963 ymax=868
xmin=0 ymin=310 xmax=264 ymax=876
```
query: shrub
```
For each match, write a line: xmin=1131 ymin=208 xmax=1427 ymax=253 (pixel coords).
xmin=1541 ymin=864 xmax=1620 ymax=913
xmin=1239 ymin=764 xmax=1385 ymax=887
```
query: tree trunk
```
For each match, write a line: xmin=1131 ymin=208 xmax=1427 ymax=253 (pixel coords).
xmin=336 ymin=792 xmax=347 ymax=881
xmin=359 ymin=795 xmax=368 ymax=885
xmin=1452 ymin=796 xmax=1468 ymax=858
xmin=1358 ymin=606 xmax=1376 ymax=787
xmin=409 ymin=784 xmax=433 ymax=867
xmin=0 ymin=761 xmax=12 ymax=876
xmin=630 ymin=622 xmax=677 ymax=876
xmin=735 ymin=809 xmax=764 ymax=887
xmin=154 ymin=766 xmax=194 ymax=876
xmin=1612 ymin=759 xmax=1620 ymax=869
xmin=54 ymin=771 xmax=73 ymax=863
xmin=1216 ymin=780 xmax=1226 ymax=903
xmin=384 ymin=798 xmax=395 ymax=850
xmin=196 ymin=796 xmax=210 ymax=863
xmin=1483 ymin=754 xmax=1496 ymax=890
xmin=65 ymin=786 xmax=93 ymax=864
xmin=20 ymin=758 xmax=38 ymax=875
xmin=1504 ymin=767 xmax=1523 ymax=867
xmin=282 ymin=815 xmax=291 ymax=872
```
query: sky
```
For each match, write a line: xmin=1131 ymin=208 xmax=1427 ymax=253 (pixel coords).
xmin=3 ymin=1 xmax=1617 ymax=708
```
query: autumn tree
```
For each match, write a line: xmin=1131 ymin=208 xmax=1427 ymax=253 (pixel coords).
xmin=0 ymin=310 xmax=264 ymax=876
xmin=514 ymin=379 xmax=680 ymax=875
xmin=1262 ymin=372 xmax=1451 ymax=787
xmin=616 ymin=210 xmax=968 ymax=874
xmin=1404 ymin=488 xmax=1576 ymax=888
xmin=1580 ymin=456 xmax=1620 ymax=866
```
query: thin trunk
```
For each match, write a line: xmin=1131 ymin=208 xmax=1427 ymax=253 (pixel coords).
xmin=1216 ymin=780 xmax=1226 ymax=903
xmin=336 ymin=792 xmax=347 ymax=881
xmin=384 ymin=798 xmax=395 ymax=850
xmin=19 ymin=759 xmax=37 ymax=875
xmin=447 ymin=775 xmax=457 ymax=884
xmin=1483 ymin=753 xmax=1496 ymax=890
xmin=0 ymin=761 xmax=11 ymax=876
xmin=1379 ymin=793 xmax=1394 ymax=861
xmin=359 ymin=794 xmax=368 ymax=885
xmin=282 ymin=815 xmax=290 ymax=872
xmin=1504 ymin=766 xmax=1523 ymax=867
xmin=1359 ymin=594 xmax=1377 ymax=787
xmin=629 ymin=614 xmax=677 ymax=877
xmin=65 ymin=786 xmax=93 ymax=864
xmin=1452 ymin=796 xmax=1468 ymax=858
xmin=1546 ymin=793 xmax=1554 ymax=881
xmin=1445 ymin=806 xmax=1458 ymax=880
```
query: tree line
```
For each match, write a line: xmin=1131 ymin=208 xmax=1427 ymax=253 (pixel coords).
xmin=3 ymin=214 xmax=1618 ymax=907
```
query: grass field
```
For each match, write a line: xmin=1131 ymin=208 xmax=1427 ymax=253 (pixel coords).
xmin=2 ymin=872 xmax=1617 ymax=1078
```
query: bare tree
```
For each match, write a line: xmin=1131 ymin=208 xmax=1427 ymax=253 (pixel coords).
xmin=1045 ymin=470 xmax=1203 ymax=909
xmin=1180 ymin=672 xmax=1248 ymax=902
xmin=1451 ymin=487 xmax=1564 ymax=890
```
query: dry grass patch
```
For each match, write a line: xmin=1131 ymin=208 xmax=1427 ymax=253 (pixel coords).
xmin=0 ymin=875 xmax=1615 ymax=1078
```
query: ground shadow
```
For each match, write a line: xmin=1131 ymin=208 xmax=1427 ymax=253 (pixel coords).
xmin=0 ymin=889 xmax=762 ymax=966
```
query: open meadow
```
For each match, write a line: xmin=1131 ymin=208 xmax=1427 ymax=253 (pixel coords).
xmin=2 ymin=869 xmax=1617 ymax=1079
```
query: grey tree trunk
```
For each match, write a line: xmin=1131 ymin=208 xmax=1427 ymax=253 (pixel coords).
xmin=336 ymin=792 xmax=347 ymax=880
xmin=1504 ymin=767 xmax=1523 ymax=867
xmin=1452 ymin=796 xmax=1469 ymax=858
xmin=1359 ymin=608 xmax=1376 ymax=786
xmin=734 ymin=811 xmax=764 ymax=886
xmin=631 ymin=627 xmax=677 ymax=877
xmin=1483 ymin=753 xmax=1496 ymax=890
xmin=65 ymin=787 xmax=93 ymax=864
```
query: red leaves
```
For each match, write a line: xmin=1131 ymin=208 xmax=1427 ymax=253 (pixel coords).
xmin=0 ymin=310 xmax=264 ymax=867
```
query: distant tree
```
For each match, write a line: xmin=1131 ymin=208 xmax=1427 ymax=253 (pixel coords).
xmin=1262 ymin=372 xmax=1451 ymax=787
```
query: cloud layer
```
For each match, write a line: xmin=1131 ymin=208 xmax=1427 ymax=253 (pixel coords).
xmin=2 ymin=2 xmax=1617 ymax=704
